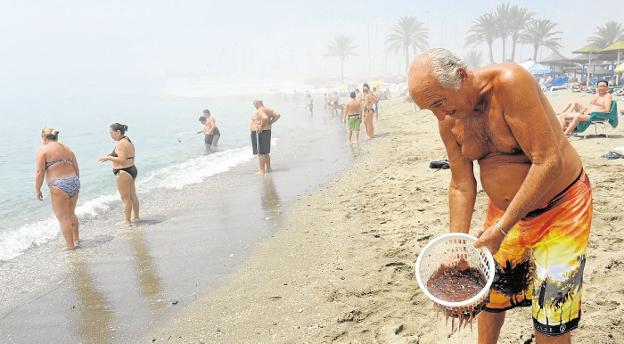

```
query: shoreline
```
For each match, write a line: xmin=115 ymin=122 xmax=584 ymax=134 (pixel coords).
xmin=0 ymin=103 xmax=355 ymax=344
xmin=149 ymin=92 xmax=624 ymax=343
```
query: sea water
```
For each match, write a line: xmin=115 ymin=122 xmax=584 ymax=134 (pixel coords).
xmin=0 ymin=91 xmax=326 ymax=261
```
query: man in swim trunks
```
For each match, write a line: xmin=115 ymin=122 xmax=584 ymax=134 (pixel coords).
xmin=250 ymin=100 xmax=280 ymax=175
xmin=342 ymin=91 xmax=362 ymax=144
xmin=558 ymin=80 xmax=612 ymax=136
xmin=198 ymin=109 xmax=220 ymax=152
xmin=372 ymin=87 xmax=381 ymax=120
xmin=408 ymin=48 xmax=591 ymax=343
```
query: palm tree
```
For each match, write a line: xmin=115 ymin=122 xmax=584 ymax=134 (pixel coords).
xmin=466 ymin=13 xmax=498 ymax=64
xmin=507 ymin=5 xmax=533 ymax=62
xmin=386 ymin=16 xmax=429 ymax=72
xmin=464 ymin=50 xmax=483 ymax=69
xmin=494 ymin=3 xmax=513 ymax=61
xmin=589 ymin=21 xmax=624 ymax=48
xmin=521 ymin=18 xmax=562 ymax=62
xmin=325 ymin=35 xmax=357 ymax=84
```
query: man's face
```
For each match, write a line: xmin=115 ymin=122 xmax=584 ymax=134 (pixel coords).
xmin=410 ymin=79 xmax=473 ymax=121
xmin=597 ymin=82 xmax=608 ymax=95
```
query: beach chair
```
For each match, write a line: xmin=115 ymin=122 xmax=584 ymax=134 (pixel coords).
xmin=574 ymin=100 xmax=619 ymax=138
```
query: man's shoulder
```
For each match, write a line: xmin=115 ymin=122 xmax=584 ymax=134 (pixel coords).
xmin=487 ymin=63 xmax=538 ymax=98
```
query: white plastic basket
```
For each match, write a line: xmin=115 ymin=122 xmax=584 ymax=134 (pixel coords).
xmin=415 ymin=233 xmax=495 ymax=320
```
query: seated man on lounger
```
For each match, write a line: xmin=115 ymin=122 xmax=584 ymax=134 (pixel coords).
xmin=558 ymin=80 xmax=612 ymax=135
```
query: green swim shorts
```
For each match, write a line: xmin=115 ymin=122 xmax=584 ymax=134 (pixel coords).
xmin=347 ymin=115 xmax=361 ymax=131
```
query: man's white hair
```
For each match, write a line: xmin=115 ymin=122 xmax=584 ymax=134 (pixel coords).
xmin=425 ymin=48 xmax=467 ymax=90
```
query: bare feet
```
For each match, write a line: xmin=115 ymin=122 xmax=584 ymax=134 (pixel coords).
xmin=256 ymin=170 xmax=265 ymax=176
xmin=116 ymin=220 xmax=132 ymax=226
xmin=265 ymin=167 xmax=272 ymax=173
xmin=132 ymin=217 xmax=141 ymax=223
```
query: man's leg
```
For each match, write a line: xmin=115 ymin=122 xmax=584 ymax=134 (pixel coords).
xmin=477 ymin=311 xmax=506 ymax=344
xmin=347 ymin=130 xmax=352 ymax=144
xmin=258 ymin=154 xmax=266 ymax=175
xmin=563 ymin=113 xmax=590 ymax=136
xmin=266 ymin=154 xmax=272 ymax=172
xmin=535 ymin=332 xmax=571 ymax=344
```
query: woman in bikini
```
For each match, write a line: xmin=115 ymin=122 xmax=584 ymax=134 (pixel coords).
xmin=35 ymin=128 xmax=81 ymax=250
xmin=99 ymin=123 xmax=140 ymax=225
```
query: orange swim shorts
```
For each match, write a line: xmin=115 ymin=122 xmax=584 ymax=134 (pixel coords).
xmin=484 ymin=170 xmax=592 ymax=336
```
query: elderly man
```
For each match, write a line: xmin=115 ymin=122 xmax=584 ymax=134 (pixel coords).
xmin=409 ymin=48 xmax=592 ymax=344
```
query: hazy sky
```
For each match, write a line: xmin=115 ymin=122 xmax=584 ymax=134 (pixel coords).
xmin=0 ymin=0 xmax=620 ymax=96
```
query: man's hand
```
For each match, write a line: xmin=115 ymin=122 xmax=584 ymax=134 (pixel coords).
xmin=473 ymin=223 xmax=506 ymax=255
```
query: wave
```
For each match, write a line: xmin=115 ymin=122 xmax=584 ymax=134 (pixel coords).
xmin=0 ymin=145 xmax=258 ymax=262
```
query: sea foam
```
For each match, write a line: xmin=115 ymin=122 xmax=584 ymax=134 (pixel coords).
xmin=0 ymin=145 xmax=260 ymax=261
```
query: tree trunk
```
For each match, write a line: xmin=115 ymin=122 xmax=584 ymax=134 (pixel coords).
xmin=511 ymin=38 xmax=517 ymax=62
xmin=488 ymin=42 xmax=494 ymax=63
xmin=502 ymin=37 xmax=507 ymax=61
xmin=404 ymin=45 xmax=409 ymax=72
xmin=340 ymin=57 xmax=345 ymax=84
xmin=533 ymin=44 xmax=539 ymax=62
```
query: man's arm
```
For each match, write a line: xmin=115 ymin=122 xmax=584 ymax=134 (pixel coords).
xmin=267 ymin=108 xmax=281 ymax=124
xmin=497 ymin=67 xmax=564 ymax=232
xmin=439 ymin=118 xmax=477 ymax=233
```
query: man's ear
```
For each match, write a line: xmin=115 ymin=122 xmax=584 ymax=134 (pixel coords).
xmin=457 ymin=67 xmax=467 ymax=81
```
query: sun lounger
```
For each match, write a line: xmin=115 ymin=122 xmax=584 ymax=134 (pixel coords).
xmin=574 ymin=100 xmax=619 ymax=138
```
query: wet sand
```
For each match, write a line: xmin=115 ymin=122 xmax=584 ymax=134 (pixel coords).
xmin=148 ymin=91 xmax=624 ymax=343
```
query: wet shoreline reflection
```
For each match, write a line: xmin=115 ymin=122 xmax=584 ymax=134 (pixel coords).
xmin=67 ymin=252 xmax=114 ymax=344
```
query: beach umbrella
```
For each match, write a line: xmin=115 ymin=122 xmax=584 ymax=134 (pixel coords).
xmin=370 ymin=80 xmax=385 ymax=88
xmin=573 ymin=43 xmax=603 ymax=86
xmin=529 ymin=63 xmax=551 ymax=75
xmin=616 ymin=63 xmax=624 ymax=74
xmin=518 ymin=60 xmax=535 ymax=71
xmin=601 ymin=40 xmax=624 ymax=83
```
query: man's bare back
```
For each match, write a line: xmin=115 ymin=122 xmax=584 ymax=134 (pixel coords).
xmin=344 ymin=99 xmax=361 ymax=115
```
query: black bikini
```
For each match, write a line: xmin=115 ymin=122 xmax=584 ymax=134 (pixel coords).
xmin=111 ymin=137 xmax=138 ymax=179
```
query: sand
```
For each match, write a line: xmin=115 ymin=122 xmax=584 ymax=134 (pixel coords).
xmin=149 ymin=91 xmax=624 ymax=344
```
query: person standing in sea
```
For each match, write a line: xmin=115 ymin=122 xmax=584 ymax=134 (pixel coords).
xmin=306 ymin=92 xmax=314 ymax=116
xmin=197 ymin=109 xmax=220 ymax=153
xmin=99 ymin=123 xmax=140 ymax=226
xmin=35 ymin=128 xmax=81 ymax=250
xmin=409 ymin=48 xmax=591 ymax=343
xmin=250 ymin=100 xmax=280 ymax=175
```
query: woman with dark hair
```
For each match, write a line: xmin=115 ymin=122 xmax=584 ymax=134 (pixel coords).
xmin=35 ymin=127 xmax=81 ymax=250
xmin=99 ymin=123 xmax=140 ymax=225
